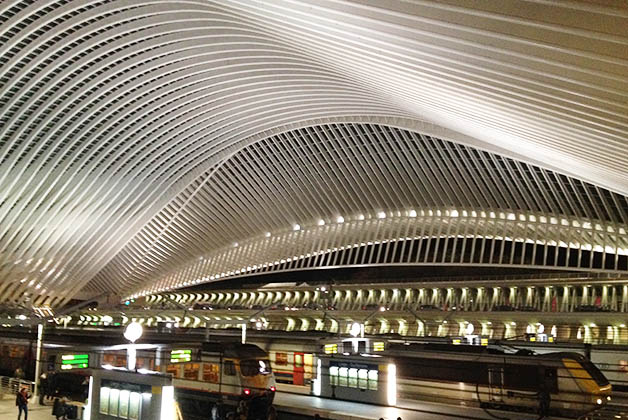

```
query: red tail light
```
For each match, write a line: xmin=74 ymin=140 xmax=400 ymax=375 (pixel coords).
xmin=243 ymin=388 xmax=251 ymax=396
xmin=270 ymin=386 xmax=276 ymax=392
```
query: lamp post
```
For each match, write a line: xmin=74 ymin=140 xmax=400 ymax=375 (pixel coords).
xmin=123 ymin=322 xmax=143 ymax=370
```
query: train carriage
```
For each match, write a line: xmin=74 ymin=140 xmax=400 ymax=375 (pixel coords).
xmin=313 ymin=338 xmax=612 ymax=418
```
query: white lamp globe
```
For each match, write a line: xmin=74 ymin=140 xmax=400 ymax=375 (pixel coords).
xmin=124 ymin=322 xmax=143 ymax=343
xmin=350 ymin=322 xmax=361 ymax=337
xmin=465 ymin=323 xmax=474 ymax=335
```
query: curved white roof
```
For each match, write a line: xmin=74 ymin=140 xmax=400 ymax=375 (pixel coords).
xmin=0 ymin=0 xmax=626 ymax=306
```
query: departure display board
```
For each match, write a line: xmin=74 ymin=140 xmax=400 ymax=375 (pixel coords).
xmin=170 ymin=349 xmax=192 ymax=363
xmin=61 ymin=354 xmax=89 ymax=370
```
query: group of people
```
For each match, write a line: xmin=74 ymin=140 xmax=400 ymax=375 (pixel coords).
xmin=14 ymin=371 xmax=76 ymax=420
xmin=15 ymin=386 xmax=71 ymax=420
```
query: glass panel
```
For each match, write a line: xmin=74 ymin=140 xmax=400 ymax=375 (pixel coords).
xmin=109 ymin=388 xmax=120 ymax=416
xmin=348 ymin=368 xmax=358 ymax=388
xmin=184 ymin=363 xmax=200 ymax=380
xmin=240 ymin=359 xmax=272 ymax=376
xmin=275 ymin=352 xmax=288 ymax=365
xmin=294 ymin=354 xmax=303 ymax=368
xmin=119 ymin=390 xmax=130 ymax=418
xmin=166 ymin=364 xmax=180 ymax=378
xmin=330 ymin=366 xmax=338 ymax=386
xmin=358 ymin=369 xmax=368 ymax=389
xmin=224 ymin=360 xmax=236 ymax=376
xmin=99 ymin=387 xmax=110 ymax=414
xmin=115 ymin=355 xmax=127 ymax=368
xmin=368 ymin=370 xmax=378 ymax=391
xmin=128 ymin=392 xmax=141 ymax=420
xmin=338 ymin=367 xmax=348 ymax=387
xmin=203 ymin=363 xmax=219 ymax=383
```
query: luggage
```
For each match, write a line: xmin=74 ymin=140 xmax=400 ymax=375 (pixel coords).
xmin=65 ymin=405 xmax=79 ymax=420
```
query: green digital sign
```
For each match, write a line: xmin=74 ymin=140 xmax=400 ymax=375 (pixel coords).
xmin=61 ymin=354 xmax=89 ymax=370
xmin=170 ymin=349 xmax=191 ymax=363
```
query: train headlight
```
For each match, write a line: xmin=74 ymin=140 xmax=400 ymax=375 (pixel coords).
xmin=270 ymin=386 xmax=276 ymax=392
xmin=596 ymin=398 xmax=602 ymax=404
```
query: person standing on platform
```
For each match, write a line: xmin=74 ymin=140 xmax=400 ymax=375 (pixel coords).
xmin=38 ymin=372 xmax=48 ymax=405
xmin=16 ymin=387 xmax=30 ymax=420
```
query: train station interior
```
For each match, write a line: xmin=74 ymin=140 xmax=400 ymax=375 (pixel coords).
xmin=0 ymin=1 xmax=626 ymax=420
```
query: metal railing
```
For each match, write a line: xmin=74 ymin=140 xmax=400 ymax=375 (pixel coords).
xmin=0 ymin=375 xmax=35 ymax=399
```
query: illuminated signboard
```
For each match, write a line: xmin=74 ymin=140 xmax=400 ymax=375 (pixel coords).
xmin=372 ymin=342 xmax=385 ymax=352
xmin=170 ymin=349 xmax=192 ymax=363
xmin=61 ymin=354 xmax=89 ymax=370
xmin=324 ymin=344 xmax=338 ymax=354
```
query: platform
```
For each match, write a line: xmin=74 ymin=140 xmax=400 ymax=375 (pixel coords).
xmin=0 ymin=397 xmax=52 ymax=420
xmin=274 ymin=393 xmax=568 ymax=420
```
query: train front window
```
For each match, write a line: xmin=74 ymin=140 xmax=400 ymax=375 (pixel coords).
xmin=581 ymin=359 xmax=610 ymax=386
xmin=240 ymin=359 xmax=272 ymax=376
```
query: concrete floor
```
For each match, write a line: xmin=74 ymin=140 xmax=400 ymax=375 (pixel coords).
xmin=0 ymin=396 xmax=56 ymax=420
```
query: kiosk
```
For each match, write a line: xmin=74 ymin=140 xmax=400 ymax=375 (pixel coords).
xmin=86 ymin=368 xmax=174 ymax=420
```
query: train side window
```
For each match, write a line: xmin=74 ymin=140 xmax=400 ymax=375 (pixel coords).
xmin=338 ymin=367 xmax=348 ymax=387
xmin=115 ymin=355 xmax=127 ymax=368
xmin=294 ymin=354 xmax=303 ymax=368
xmin=348 ymin=368 xmax=358 ymax=388
xmin=203 ymin=363 xmax=219 ymax=383
xmin=224 ymin=360 xmax=236 ymax=376
xmin=166 ymin=364 xmax=181 ymax=378
xmin=544 ymin=368 xmax=558 ymax=393
xmin=275 ymin=353 xmax=288 ymax=365
xmin=358 ymin=369 xmax=368 ymax=389
xmin=330 ymin=366 xmax=339 ymax=386
xmin=136 ymin=357 xmax=146 ymax=369
xmin=184 ymin=363 xmax=200 ymax=380
xmin=368 ymin=370 xmax=378 ymax=391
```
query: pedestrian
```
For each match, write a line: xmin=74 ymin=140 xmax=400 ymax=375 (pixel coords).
xmin=15 ymin=386 xmax=30 ymax=420
xmin=38 ymin=372 xmax=48 ymax=405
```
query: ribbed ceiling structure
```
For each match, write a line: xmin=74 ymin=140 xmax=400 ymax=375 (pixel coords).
xmin=0 ymin=0 xmax=626 ymax=307
xmin=98 ymin=123 xmax=628 ymax=300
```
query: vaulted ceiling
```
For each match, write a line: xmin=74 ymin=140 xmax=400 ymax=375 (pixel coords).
xmin=0 ymin=0 xmax=626 ymax=307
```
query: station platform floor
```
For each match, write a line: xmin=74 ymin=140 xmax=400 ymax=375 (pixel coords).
xmin=0 ymin=397 xmax=52 ymax=420
xmin=274 ymin=393 xmax=567 ymax=420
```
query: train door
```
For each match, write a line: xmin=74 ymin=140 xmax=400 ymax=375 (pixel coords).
xmin=488 ymin=367 xmax=504 ymax=402
xmin=293 ymin=353 xmax=305 ymax=386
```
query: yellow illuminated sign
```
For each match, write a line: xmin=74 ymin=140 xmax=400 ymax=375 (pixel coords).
xmin=324 ymin=344 xmax=338 ymax=354
xmin=372 ymin=342 xmax=385 ymax=351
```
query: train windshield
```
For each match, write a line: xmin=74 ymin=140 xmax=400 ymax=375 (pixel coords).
xmin=580 ymin=359 xmax=610 ymax=386
xmin=240 ymin=359 xmax=272 ymax=376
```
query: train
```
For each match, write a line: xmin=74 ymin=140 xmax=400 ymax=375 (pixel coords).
xmin=0 ymin=330 xmax=618 ymax=419
xmin=0 ymin=338 xmax=276 ymax=420
xmin=313 ymin=337 xmax=612 ymax=418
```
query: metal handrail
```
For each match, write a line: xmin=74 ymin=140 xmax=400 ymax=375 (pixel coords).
xmin=0 ymin=375 xmax=35 ymax=398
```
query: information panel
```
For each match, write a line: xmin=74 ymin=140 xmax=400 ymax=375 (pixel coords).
xmin=61 ymin=354 xmax=89 ymax=370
